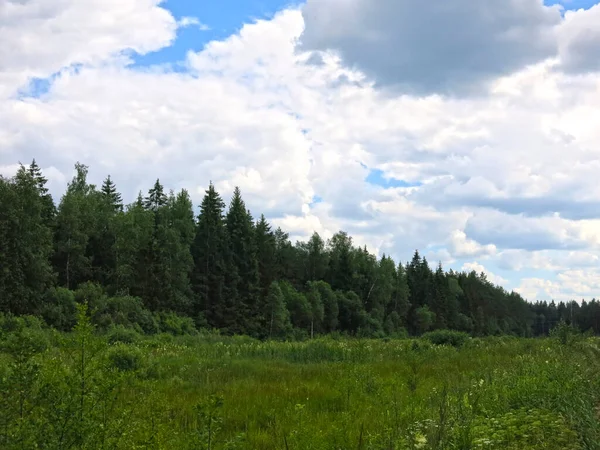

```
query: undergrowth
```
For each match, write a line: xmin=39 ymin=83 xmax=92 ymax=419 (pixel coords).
xmin=0 ymin=312 xmax=598 ymax=449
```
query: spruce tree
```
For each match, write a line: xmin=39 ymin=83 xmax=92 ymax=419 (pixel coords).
xmin=255 ymin=214 xmax=277 ymax=299
xmin=225 ymin=187 xmax=260 ymax=335
xmin=0 ymin=167 xmax=53 ymax=314
xmin=144 ymin=179 xmax=167 ymax=211
xmin=191 ymin=183 xmax=230 ymax=328
xmin=28 ymin=159 xmax=56 ymax=227
xmin=101 ymin=175 xmax=123 ymax=212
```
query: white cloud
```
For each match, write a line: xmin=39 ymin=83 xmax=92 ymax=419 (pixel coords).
xmin=0 ymin=0 xmax=178 ymax=99
xmin=2 ymin=2 xmax=600 ymax=303
xmin=448 ymin=230 xmax=497 ymax=259
xmin=461 ymin=262 xmax=508 ymax=286
xmin=515 ymin=268 xmax=600 ymax=302
xmin=177 ymin=17 xmax=210 ymax=31
xmin=558 ymin=4 xmax=600 ymax=73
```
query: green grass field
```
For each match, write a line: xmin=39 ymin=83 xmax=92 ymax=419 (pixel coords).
xmin=2 ymin=313 xmax=600 ymax=449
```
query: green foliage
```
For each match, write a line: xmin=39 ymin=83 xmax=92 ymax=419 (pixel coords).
xmin=422 ymin=329 xmax=471 ymax=347
xmin=106 ymin=325 xmax=141 ymax=344
xmin=97 ymin=294 xmax=159 ymax=333
xmin=469 ymin=408 xmax=580 ymax=449
xmin=40 ymin=287 xmax=77 ymax=331
xmin=550 ymin=319 xmax=579 ymax=346
xmin=415 ymin=305 xmax=436 ymax=334
xmin=0 ymin=322 xmax=599 ymax=449
xmin=107 ymin=343 xmax=143 ymax=371
xmin=155 ymin=311 xmax=198 ymax=335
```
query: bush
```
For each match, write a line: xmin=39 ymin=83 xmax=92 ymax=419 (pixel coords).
xmin=155 ymin=311 xmax=197 ymax=336
xmin=40 ymin=287 xmax=77 ymax=331
xmin=0 ymin=326 xmax=50 ymax=357
xmin=91 ymin=295 xmax=159 ymax=334
xmin=422 ymin=329 xmax=470 ymax=348
xmin=106 ymin=325 xmax=140 ymax=345
xmin=107 ymin=343 xmax=143 ymax=372
xmin=74 ymin=282 xmax=108 ymax=313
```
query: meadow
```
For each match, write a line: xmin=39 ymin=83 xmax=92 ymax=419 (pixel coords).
xmin=2 ymin=308 xmax=600 ymax=449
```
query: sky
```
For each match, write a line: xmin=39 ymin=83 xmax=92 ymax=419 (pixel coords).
xmin=2 ymin=0 xmax=600 ymax=303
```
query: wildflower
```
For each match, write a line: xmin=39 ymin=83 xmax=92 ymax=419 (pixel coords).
xmin=415 ymin=433 xmax=427 ymax=449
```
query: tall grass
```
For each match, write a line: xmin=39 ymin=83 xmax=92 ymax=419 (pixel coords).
xmin=1 ymin=316 xmax=599 ymax=449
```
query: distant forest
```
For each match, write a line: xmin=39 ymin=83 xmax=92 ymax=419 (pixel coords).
xmin=1 ymin=160 xmax=598 ymax=338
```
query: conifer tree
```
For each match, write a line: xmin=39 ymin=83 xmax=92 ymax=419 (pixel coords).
xmin=144 ymin=179 xmax=167 ymax=211
xmin=255 ymin=214 xmax=277 ymax=300
xmin=226 ymin=187 xmax=260 ymax=335
xmin=28 ymin=159 xmax=56 ymax=227
xmin=0 ymin=167 xmax=53 ymax=314
xmin=101 ymin=175 xmax=123 ymax=212
xmin=112 ymin=197 xmax=153 ymax=297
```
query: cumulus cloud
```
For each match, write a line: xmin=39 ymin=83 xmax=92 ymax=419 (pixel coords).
xmin=461 ymin=262 xmax=508 ymax=286
xmin=300 ymin=0 xmax=562 ymax=95
xmin=558 ymin=4 xmax=600 ymax=73
xmin=0 ymin=0 xmax=178 ymax=99
xmin=448 ymin=230 xmax=497 ymax=259
xmin=463 ymin=209 xmax=598 ymax=252
xmin=516 ymin=268 xmax=600 ymax=302
xmin=497 ymin=249 xmax=600 ymax=272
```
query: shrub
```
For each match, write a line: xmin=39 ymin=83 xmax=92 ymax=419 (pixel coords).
xmin=74 ymin=282 xmax=108 ymax=313
xmin=0 ymin=326 xmax=49 ymax=357
xmin=40 ymin=287 xmax=77 ymax=331
xmin=107 ymin=343 xmax=143 ymax=372
xmin=91 ymin=295 xmax=159 ymax=334
xmin=155 ymin=311 xmax=197 ymax=336
xmin=106 ymin=325 xmax=140 ymax=345
xmin=422 ymin=329 xmax=470 ymax=348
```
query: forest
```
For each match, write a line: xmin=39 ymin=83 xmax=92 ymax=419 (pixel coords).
xmin=3 ymin=160 xmax=600 ymax=449
xmin=1 ymin=159 xmax=598 ymax=339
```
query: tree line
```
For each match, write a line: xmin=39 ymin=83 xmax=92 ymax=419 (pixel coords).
xmin=1 ymin=160 xmax=598 ymax=338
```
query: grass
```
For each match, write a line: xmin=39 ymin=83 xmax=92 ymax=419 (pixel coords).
xmin=2 ymin=318 xmax=600 ymax=449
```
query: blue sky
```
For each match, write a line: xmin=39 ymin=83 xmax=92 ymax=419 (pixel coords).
xmin=134 ymin=0 xmax=299 ymax=67
xmin=132 ymin=0 xmax=598 ymax=69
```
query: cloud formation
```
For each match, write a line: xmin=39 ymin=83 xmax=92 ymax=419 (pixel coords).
xmin=2 ymin=1 xmax=600 ymax=302
xmin=300 ymin=0 xmax=562 ymax=95
xmin=0 ymin=0 xmax=177 ymax=99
